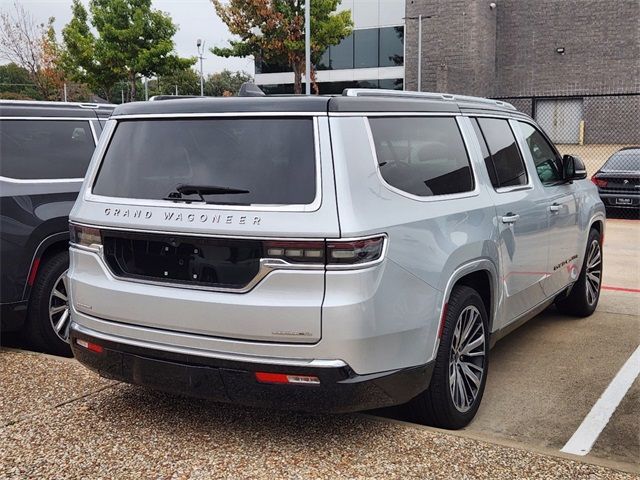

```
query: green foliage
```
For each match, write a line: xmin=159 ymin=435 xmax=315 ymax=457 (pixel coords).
xmin=62 ymin=0 xmax=195 ymax=102
xmin=211 ymin=0 xmax=352 ymax=94
xmin=0 ymin=63 xmax=39 ymax=99
xmin=205 ymin=69 xmax=253 ymax=96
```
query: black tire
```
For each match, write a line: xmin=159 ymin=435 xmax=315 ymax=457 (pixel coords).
xmin=407 ymin=285 xmax=489 ymax=429
xmin=556 ymin=228 xmax=602 ymax=317
xmin=25 ymin=251 xmax=72 ymax=356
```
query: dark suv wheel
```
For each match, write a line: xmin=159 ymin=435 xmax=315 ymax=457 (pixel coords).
xmin=556 ymin=228 xmax=602 ymax=317
xmin=26 ymin=251 xmax=72 ymax=356
xmin=408 ymin=285 xmax=489 ymax=429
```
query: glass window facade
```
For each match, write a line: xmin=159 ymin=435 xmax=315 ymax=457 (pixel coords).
xmin=261 ymin=78 xmax=403 ymax=96
xmin=255 ymin=26 xmax=404 ymax=73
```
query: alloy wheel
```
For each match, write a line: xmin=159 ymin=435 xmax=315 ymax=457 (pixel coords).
xmin=585 ymin=239 xmax=602 ymax=305
xmin=49 ymin=270 xmax=70 ymax=342
xmin=449 ymin=305 xmax=486 ymax=413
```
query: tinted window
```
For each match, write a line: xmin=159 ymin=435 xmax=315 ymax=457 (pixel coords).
xmin=603 ymin=150 xmax=640 ymax=171
xmin=93 ymin=118 xmax=316 ymax=205
xmin=379 ymin=26 xmax=404 ymax=67
xmin=518 ymin=122 xmax=563 ymax=184
xmin=477 ymin=118 xmax=528 ymax=188
xmin=471 ymin=118 xmax=499 ymax=188
xmin=330 ymin=34 xmax=354 ymax=69
xmin=369 ymin=117 xmax=473 ymax=197
xmin=354 ymin=29 xmax=379 ymax=68
xmin=0 ymin=119 xmax=94 ymax=179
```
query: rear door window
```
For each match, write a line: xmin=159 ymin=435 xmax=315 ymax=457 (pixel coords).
xmin=92 ymin=118 xmax=317 ymax=206
xmin=476 ymin=118 xmax=528 ymax=188
xmin=368 ymin=117 xmax=474 ymax=197
xmin=0 ymin=119 xmax=95 ymax=179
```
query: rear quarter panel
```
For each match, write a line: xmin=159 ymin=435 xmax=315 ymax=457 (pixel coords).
xmin=328 ymin=116 xmax=500 ymax=366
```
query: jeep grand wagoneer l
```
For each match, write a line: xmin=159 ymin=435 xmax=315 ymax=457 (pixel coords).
xmin=66 ymin=90 xmax=605 ymax=428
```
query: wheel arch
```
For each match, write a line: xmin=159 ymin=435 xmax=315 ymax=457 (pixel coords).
xmin=23 ymin=232 xmax=70 ymax=301
xmin=432 ymin=259 xmax=498 ymax=360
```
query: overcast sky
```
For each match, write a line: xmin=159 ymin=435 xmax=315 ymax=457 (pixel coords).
xmin=0 ymin=0 xmax=256 ymax=75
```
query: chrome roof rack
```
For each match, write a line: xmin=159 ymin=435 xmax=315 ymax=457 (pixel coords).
xmin=342 ymin=89 xmax=516 ymax=110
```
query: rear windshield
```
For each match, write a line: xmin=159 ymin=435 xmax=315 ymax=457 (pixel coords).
xmin=92 ymin=118 xmax=317 ymax=205
xmin=602 ymin=150 xmax=640 ymax=171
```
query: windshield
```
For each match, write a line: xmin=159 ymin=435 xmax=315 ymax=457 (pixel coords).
xmin=92 ymin=117 xmax=317 ymax=205
xmin=602 ymin=150 xmax=640 ymax=172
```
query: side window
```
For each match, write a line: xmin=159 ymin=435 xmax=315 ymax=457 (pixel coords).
xmin=0 ymin=120 xmax=95 ymax=180
xmin=518 ymin=122 xmax=563 ymax=184
xmin=369 ymin=117 xmax=474 ymax=197
xmin=476 ymin=118 xmax=528 ymax=188
xmin=471 ymin=118 xmax=499 ymax=188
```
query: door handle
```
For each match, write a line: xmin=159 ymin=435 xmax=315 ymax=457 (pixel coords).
xmin=501 ymin=213 xmax=520 ymax=224
xmin=549 ymin=203 xmax=561 ymax=213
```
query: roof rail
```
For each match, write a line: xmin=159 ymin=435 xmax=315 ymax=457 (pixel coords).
xmin=149 ymin=95 xmax=201 ymax=101
xmin=0 ymin=99 xmax=115 ymax=108
xmin=342 ymin=89 xmax=516 ymax=110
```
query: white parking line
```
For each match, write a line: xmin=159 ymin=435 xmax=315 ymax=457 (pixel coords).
xmin=561 ymin=345 xmax=640 ymax=456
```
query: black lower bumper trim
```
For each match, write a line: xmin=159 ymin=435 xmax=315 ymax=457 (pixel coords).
xmin=69 ymin=326 xmax=434 ymax=413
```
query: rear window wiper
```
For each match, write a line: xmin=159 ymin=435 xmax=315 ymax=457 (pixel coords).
xmin=164 ymin=184 xmax=250 ymax=203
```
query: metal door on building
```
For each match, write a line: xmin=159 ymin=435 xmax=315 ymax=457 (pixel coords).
xmin=535 ymin=98 xmax=583 ymax=144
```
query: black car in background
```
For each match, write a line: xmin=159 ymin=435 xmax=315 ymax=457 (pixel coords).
xmin=591 ymin=147 xmax=640 ymax=215
xmin=0 ymin=100 xmax=114 ymax=355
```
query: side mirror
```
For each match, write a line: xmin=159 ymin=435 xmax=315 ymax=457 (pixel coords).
xmin=563 ymin=155 xmax=587 ymax=181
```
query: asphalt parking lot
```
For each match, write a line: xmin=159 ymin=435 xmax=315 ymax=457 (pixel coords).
xmin=1 ymin=218 xmax=638 ymax=478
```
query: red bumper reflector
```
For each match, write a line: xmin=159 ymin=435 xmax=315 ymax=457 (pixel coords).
xmin=27 ymin=258 xmax=41 ymax=286
xmin=437 ymin=303 xmax=449 ymax=338
xmin=76 ymin=338 xmax=104 ymax=354
xmin=255 ymin=372 xmax=320 ymax=385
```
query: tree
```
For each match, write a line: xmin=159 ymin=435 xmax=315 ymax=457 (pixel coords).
xmin=0 ymin=63 xmax=39 ymax=99
xmin=205 ymin=69 xmax=253 ymax=96
xmin=155 ymin=67 xmax=201 ymax=96
xmin=62 ymin=0 xmax=195 ymax=102
xmin=0 ymin=3 xmax=65 ymax=100
xmin=211 ymin=0 xmax=352 ymax=94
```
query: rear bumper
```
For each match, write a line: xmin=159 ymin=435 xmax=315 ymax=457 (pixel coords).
xmin=69 ymin=322 xmax=434 ymax=413
xmin=598 ymin=192 xmax=640 ymax=209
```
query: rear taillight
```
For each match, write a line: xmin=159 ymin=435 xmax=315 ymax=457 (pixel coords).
xmin=264 ymin=240 xmax=325 ymax=264
xmin=326 ymin=236 xmax=385 ymax=266
xmin=591 ymin=177 xmax=607 ymax=188
xmin=262 ymin=236 xmax=386 ymax=267
xmin=69 ymin=223 xmax=102 ymax=249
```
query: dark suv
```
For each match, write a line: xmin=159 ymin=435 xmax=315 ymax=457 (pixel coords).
xmin=0 ymin=100 xmax=114 ymax=355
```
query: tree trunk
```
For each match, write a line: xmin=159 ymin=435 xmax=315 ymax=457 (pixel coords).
xmin=310 ymin=66 xmax=319 ymax=95
xmin=129 ymin=72 xmax=137 ymax=102
xmin=292 ymin=62 xmax=302 ymax=95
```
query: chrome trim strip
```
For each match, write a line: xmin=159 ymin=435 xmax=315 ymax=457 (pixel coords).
xmin=70 ymin=221 xmax=335 ymax=241
xmin=363 ymin=116 xmax=481 ymax=203
xmin=0 ymin=176 xmax=84 ymax=184
xmin=84 ymin=117 xmax=323 ymax=213
xmin=110 ymin=111 xmax=327 ymax=120
xmin=0 ymin=116 xmax=100 ymax=121
xmin=330 ymin=111 xmax=462 ymax=117
xmin=70 ymin=321 xmax=347 ymax=368
xmin=88 ymin=119 xmax=99 ymax=144
xmin=0 ymin=100 xmax=115 ymax=108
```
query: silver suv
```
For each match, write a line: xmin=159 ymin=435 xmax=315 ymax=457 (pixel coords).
xmin=67 ymin=90 xmax=605 ymax=429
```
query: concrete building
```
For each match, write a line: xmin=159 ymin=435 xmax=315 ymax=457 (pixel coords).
xmin=404 ymin=0 xmax=640 ymax=144
xmin=255 ymin=0 xmax=406 ymax=94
